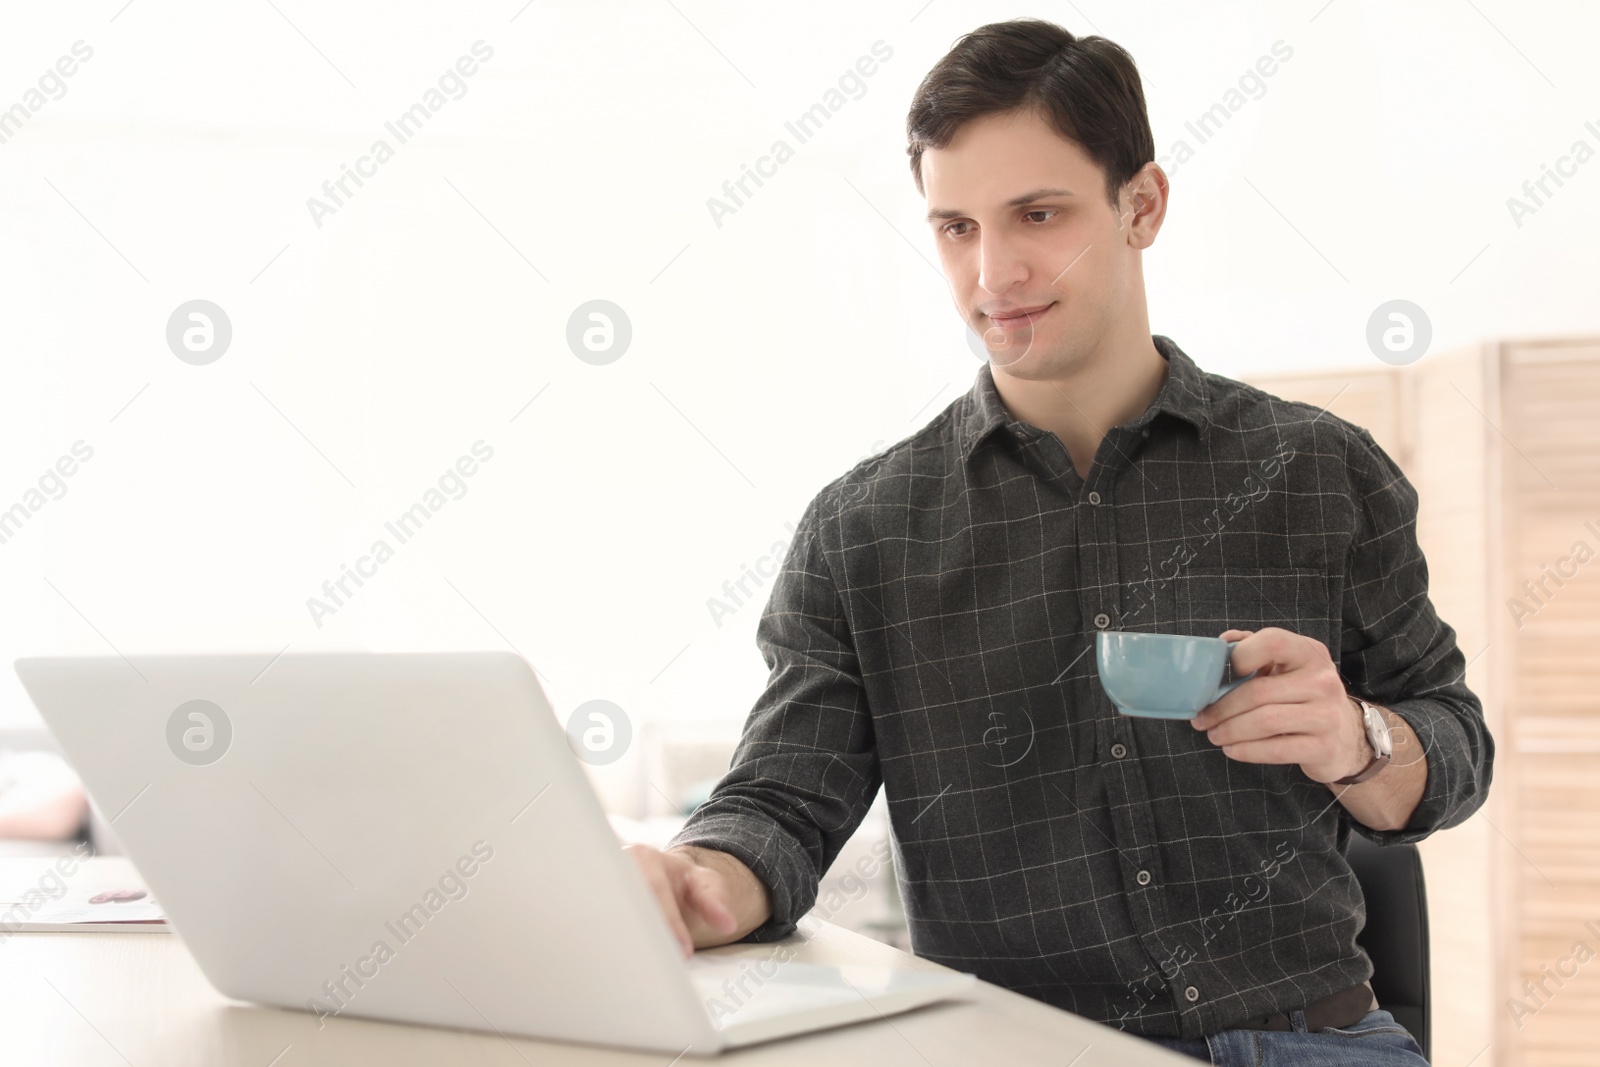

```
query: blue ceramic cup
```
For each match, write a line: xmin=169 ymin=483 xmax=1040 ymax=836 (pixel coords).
xmin=1095 ymin=631 xmax=1256 ymax=720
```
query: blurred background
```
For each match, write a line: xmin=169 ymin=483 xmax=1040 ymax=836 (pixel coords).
xmin=1 ymin=2 xmax=1595 ymax=1064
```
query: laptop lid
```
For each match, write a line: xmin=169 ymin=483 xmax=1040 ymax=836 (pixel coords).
xmin=15 ymin=650 xmax=725 ymax=1055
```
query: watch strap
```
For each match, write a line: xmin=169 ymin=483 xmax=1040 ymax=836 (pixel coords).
xmin=1332 ymin=698 xmax=1391 ymax=785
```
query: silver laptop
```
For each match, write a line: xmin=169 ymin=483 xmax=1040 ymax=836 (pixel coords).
xmin=14 ymin=651 xmax=973 ymax=1055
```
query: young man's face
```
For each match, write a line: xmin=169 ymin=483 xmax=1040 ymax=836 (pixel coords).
xmin=921 ymin=106 xmax=1160 ymax=379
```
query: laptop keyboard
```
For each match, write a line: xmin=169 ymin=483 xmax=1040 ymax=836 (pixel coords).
xmin=686 ymin=957 xmax=869 ymax=1027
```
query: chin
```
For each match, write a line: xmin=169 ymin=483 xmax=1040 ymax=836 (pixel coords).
xmin=989 ymin=335 xmax=1068 ymax=377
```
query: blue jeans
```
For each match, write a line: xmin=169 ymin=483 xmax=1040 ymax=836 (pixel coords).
xmin=1141 ymin=1009 xmax=1429 ymax=1065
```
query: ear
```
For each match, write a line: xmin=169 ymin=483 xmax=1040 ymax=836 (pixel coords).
xmin=1120 ymin=164 xmax=1169 ymax=248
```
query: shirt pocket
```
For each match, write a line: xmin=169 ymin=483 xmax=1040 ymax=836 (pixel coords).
xmin=1164 ymin=566 xmax=1335 ymax=650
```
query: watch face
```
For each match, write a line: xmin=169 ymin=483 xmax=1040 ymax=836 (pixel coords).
xmin=1364 ymin=702 xmax=1393 ymax=758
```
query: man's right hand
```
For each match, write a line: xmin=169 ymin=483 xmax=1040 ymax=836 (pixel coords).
xmin=624 ymin=843 xmax=771 ymax=957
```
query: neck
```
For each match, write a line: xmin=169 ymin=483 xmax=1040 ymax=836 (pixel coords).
xmin=989 ymin=325 xmax=1168 ymax=479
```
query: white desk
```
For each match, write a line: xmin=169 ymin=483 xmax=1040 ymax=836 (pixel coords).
xmin=0 ymin=858 xmax=1191 ymax=1065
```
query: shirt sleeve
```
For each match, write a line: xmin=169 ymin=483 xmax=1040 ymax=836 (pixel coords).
xmin=665 ymin=491 xmax=881 ymax=941
xmin=1338 ymin=426 xmax=1495 ymax=846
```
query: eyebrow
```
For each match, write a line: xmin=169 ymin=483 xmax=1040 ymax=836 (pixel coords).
xmin=925 ymin=187 xmax=1076 ymax=223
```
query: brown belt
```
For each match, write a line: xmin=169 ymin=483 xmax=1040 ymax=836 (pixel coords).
xmin=1232 ymin=981 xmax=1377 ymax=1032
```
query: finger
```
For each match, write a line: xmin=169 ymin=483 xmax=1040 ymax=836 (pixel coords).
xmin=687 ymin=868 xmax=737 ymax=933
xmin=684 ymin=867 xmax=738 ymax=936
xmin=1215 ymin=733 xmax=1322 ymax=767
xmin=1200 ymin=702 xmax=1316 ymax=747
xmin=1209 ymin=627 xmax=1276 ymax=681
xmin=1191 ymin=677 xmax=1260 ymax=729
xmin=668 ymin=858 xmax=721 ymax=955
xmin=1229 ymin=627 xmax=1311 ymax=677
xmin=1192 ymin=631 xmax=1278 ymax=725
xmin=1193 ymin=673 xmax=1318 ymax=729
xmin=1218 ymin=629 xmax=1257 ymax=674
xmin=634 ymin=853 xmax=695 ymax=956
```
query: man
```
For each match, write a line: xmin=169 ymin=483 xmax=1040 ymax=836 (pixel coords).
xmin=628 ymin=19 xmax=1491 ymax=1065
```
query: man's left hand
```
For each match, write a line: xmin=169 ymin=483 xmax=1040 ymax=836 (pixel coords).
xmin=1190 ymin=627 xmax=1370 ymax=784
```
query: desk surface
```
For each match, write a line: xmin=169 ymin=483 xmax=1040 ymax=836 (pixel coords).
xmin=0 ymin=857 xmax=1190 ymax=1065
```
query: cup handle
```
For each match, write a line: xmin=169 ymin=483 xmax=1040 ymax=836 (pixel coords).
xmin=1214 ymin=639 xmax=1256 ymax=699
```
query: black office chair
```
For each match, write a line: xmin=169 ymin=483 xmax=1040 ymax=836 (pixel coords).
xmin=1347 ymin=835 xmax=1431 ymax=1061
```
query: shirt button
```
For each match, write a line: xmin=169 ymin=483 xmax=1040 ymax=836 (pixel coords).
xmin=1093 ymin=612 xmax=1111 ymax=629
xmin=1141 ymin=428 xmax=1151 ymax=438
xmin=1087 ymin=491 xmax=1101 ymax=505
xmin=1136 ymin=869 xmax=1152 ymax=886
xmin=1110 ymin=743 xmax=1128 ymax=759
xmin=1184 ymin=986 xmax=1200 ymax=1003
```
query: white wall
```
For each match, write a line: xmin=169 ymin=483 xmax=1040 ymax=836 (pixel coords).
xmin=1 ymin=1 xmax=1595 ymax=820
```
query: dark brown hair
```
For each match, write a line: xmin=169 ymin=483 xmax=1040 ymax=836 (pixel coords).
xmin=906 ymin=19 xmax=1154 ymax=208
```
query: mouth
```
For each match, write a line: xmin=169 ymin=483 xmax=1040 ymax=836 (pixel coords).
xmin=986 ymin=302 xmax=1056 ymax=332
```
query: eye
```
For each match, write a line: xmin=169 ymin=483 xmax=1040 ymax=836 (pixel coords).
xmin=1024 ymin=209 xmax=1056 ymax=224
xmin=942 ymin=221 xmax=972 ymax=238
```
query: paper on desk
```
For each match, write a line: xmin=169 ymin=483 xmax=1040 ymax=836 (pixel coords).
xmin=0 ymin=884 xmax=168 ymax=933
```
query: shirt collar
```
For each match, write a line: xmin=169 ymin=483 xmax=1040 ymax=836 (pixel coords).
xmin=957 ymin=334 xmax=1212 ymax=460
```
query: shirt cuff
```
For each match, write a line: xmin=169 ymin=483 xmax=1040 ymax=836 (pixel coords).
xmin=666 ymin=807 xmax=818 ymax=943
xmin=1350 ymin=696 xmax=1483 ymax=846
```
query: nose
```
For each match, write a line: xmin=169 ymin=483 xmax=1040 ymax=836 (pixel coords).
xmin=977 ymin=228 xmax=1027 ymax=296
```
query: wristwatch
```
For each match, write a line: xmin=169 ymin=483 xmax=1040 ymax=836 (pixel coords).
xmin=1332 ymin=696 xmax=1393 ymax=785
